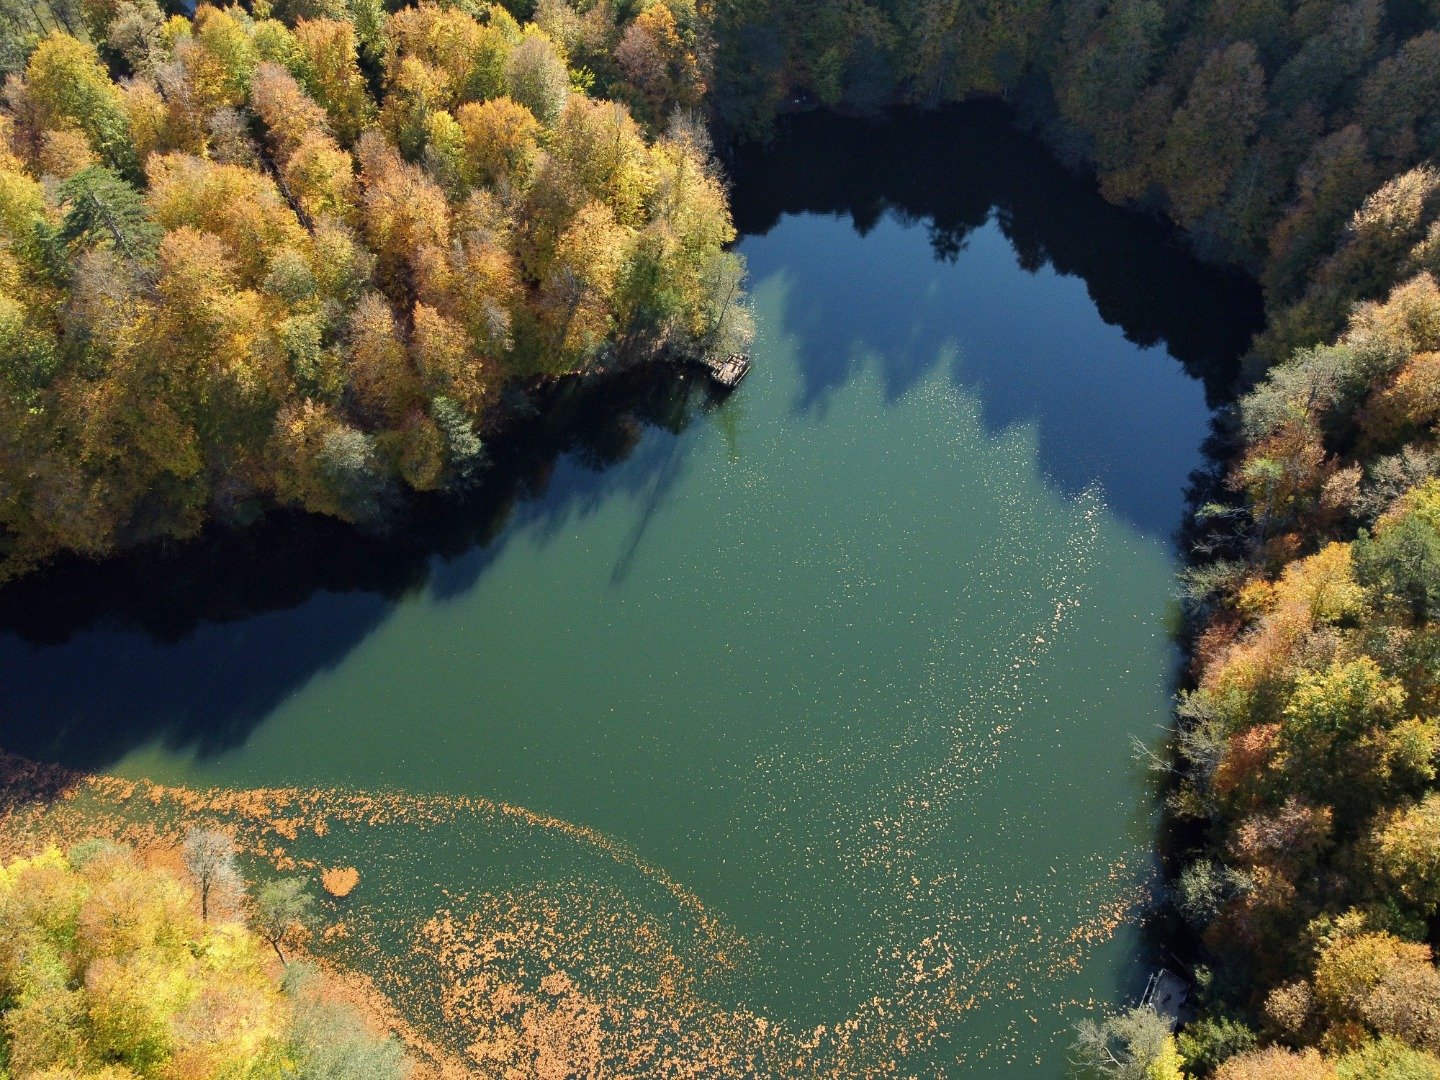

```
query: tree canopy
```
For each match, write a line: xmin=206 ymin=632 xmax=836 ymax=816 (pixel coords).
xmin=0 ymin=842 xmax=404 ymax=1080
xmin=0 ymin=0 xmax=749 ymax=580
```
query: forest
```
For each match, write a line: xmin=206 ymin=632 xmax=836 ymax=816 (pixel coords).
xmin=0 ymin=834 xmax=405 ymax=1078
xmin=3 ymin=0 xmax=1440 ymax=1074
xmin=0 ymin=0 xmax=747 ymax=580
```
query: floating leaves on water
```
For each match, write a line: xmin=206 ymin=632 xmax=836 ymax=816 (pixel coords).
xmin=0 ymin=387 xmax=1166 ymax=1073
xmin=323 ymin=866 xmax=361 ymax=897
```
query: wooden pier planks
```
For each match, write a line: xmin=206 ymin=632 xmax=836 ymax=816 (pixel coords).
xmin=704 ymin=353 xmax=751 ymax=388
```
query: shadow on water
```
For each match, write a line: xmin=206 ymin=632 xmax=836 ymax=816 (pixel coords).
xmin=725 ymin=101 xmax=1262 ymax=538
xmin=0 ymin=370 xmax=717 ymax=768
xmin=0 ymin=102 xmax=1262 ymax=771
xmin=726 ymin=102 xmax=1262 ymax=412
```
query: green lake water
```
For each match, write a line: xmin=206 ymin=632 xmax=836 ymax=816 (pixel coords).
xmin=0 ymin=105 xmax=1261 ymax=1074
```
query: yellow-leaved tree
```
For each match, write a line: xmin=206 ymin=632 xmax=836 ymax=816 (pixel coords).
xmin=0 ymin=841 xmax=405 ymax=1079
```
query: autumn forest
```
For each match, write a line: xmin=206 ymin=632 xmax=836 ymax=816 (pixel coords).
xmin=2 ymin=0 xmax=1440 ymax=1073
xmin=0 ymin=0 xmax=747 ymax=579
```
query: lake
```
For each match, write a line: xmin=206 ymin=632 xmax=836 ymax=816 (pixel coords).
xmin=0 ymin=104 xmax=1260 ymax=1074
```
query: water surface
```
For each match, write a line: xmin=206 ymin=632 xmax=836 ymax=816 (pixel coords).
xmin=0 ymin=104 xmax=1260 ymax=1073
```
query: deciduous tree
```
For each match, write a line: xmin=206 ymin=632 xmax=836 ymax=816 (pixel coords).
xmin=253 ymin=877 xmax=314 ymax=966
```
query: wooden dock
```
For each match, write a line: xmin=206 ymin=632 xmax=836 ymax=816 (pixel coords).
xmin=702 ymin=353 xmax=751 ymax=389
xmin=1141 ymin=968 xmax=1191 ymax=1032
